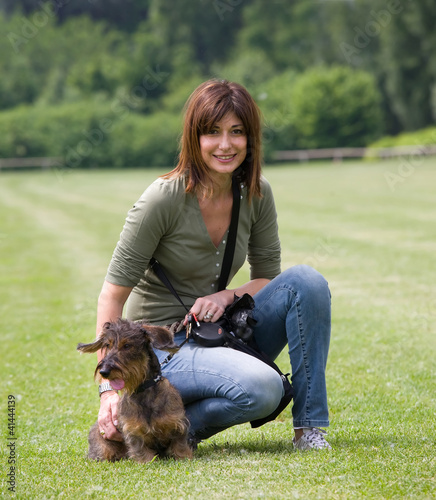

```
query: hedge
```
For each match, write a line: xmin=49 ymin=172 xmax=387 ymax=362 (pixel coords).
xmin=0 ymin=100 xmax=182 ymax=168
xmin=367 ymin=126 xmax=436 ymax=149
xmin=289 ymin=66 xmax=383 ymax=149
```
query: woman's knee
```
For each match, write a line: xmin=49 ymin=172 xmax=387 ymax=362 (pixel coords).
xmin=281 ymin=265 xmax=330 ymax=304
xmin=247 ymin=366 xmax=284 ymax=418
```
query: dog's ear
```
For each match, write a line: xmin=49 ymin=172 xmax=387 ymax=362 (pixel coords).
xmin=141 ymin=325 xmax=179 ymax=353
xmin=77 ymin=337 xmax=104 ymax=354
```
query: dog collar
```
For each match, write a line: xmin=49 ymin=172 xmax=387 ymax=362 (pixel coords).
xmin=134 ymin=375 xmax=162 ymax=394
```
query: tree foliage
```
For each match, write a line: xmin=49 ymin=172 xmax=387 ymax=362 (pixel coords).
xmin=378 ymin=0 xmax=436 ymax=131
xmin=0 ymin=0 xmax=151 ymax=31
xmin=0 ymin=0 xmax=434 ymax=166
xmin=0 ymin=100 xmax=181 ymax=167
xmin=290 ymin=66 xmax=382 ymax=149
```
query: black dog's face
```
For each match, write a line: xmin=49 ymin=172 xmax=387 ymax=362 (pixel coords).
xmin=77 ymin=319 xmax=179 ymax=393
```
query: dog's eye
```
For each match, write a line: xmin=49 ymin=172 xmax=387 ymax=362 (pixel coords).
xmin=123 ymin=344 xmax=131 ymax=349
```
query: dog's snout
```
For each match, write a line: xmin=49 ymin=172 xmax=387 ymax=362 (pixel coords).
xmin=99 ymin=368 xmax=111 ymax=378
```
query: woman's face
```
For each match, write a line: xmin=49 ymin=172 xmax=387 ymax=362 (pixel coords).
xmin=199 ymin=112 xmax=247 ymax=179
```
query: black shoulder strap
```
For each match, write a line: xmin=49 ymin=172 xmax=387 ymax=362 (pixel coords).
xmin=149 ymin=258 xmax=189 ymax=313
xmin=218 ymin=174 xmax=240 ymax=291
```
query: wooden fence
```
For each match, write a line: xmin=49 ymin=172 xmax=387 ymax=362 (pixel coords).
xmin=1 ymin=145 xmax=436 ymax=170
xmin=273 ymin=145 xmax=436 ymax=161
xmin=0 ymin=157 xmax=63 ymax=170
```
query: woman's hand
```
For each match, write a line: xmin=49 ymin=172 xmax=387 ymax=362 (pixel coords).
xmin=95 ymin=280 xmax=131 ymax=442
xmin=98 ymin=391 xmax=123 ymax=442
xmin=184 ymin=289 xmax=234 ymax=324
xmin=184 ymin=279 xmax=271 ymax=325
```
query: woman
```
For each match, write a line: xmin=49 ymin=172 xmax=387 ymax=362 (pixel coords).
xmin=96 ymin=79 xmax=331 ymax=450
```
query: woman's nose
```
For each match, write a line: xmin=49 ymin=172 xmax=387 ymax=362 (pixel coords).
xmin=219 ymin=133 xmax=231 ymax=150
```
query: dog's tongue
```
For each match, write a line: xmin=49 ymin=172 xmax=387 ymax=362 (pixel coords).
xmin=109 ymin=379 xmax=125 ymax=391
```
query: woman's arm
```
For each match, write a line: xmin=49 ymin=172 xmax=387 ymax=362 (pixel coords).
xmin=232 ymin=278 xmax=271 ymax=299
xmin=96 ymin=280 xmax=133 ymax=358
xmin=96 ymin=280 xmax=133 ymax=441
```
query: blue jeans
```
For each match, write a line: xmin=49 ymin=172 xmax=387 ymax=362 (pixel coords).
xmin=154 ymin=265 xmax=331 ymax=440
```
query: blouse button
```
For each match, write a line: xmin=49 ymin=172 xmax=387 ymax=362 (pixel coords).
xmin=222 ymin=239 xmax=226 ymax=244
xmin=216 ymin=263 xmax=220 ymax=267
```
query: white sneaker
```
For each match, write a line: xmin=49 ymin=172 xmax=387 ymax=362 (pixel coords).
xmin=293 ymin=427 xmax=331 ymax=451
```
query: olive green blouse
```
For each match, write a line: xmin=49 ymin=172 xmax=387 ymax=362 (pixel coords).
xmin=105 ymin=175 xmax=281 ymax=325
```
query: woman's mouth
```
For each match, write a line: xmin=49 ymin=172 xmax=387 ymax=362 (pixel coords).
xmin=213 ymin=154 xmax=237 ymax=163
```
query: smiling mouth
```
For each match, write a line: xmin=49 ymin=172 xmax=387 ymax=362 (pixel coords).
xmin=214 ymin=154 xmax=236 ymax=161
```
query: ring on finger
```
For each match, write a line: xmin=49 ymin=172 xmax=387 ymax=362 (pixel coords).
xmin=204 ymin=311 xmax=213 ymax=320
xmin=100 ymin=430 xmax=105 ymax=436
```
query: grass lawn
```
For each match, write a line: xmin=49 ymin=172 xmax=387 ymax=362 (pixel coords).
xmin=0 ymin=159 xmax=435 ymax=499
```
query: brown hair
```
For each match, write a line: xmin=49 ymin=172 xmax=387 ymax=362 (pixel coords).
xmin=162 ymin=79 xmax=263 ymax=200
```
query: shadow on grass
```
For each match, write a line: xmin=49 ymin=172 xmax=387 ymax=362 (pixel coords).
xmin=193 ymin=430 xmax=426 ymax=459
xmin=195 ymin=437 xmax=295 ymax=458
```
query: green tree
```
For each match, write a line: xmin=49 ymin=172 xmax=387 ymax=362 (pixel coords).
xmin=290 ymin=66 xmax=383 ymax=149
xmin=0 ymin=12 xmax=132 ymax=108
xmin=255 ymin=70 xmax=298 ymax=160
xmin=237 ymin=0 xmax=337 ymax=72
xmin=332 ymin=0 xmax=436 ymax=133
xmin=0 ymin=0 xmax=151 ymax=31
xmin=378 ymin=0 xmax=436 ymax=130
xmin=144 ymin=0 xmax=244 ymax=73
